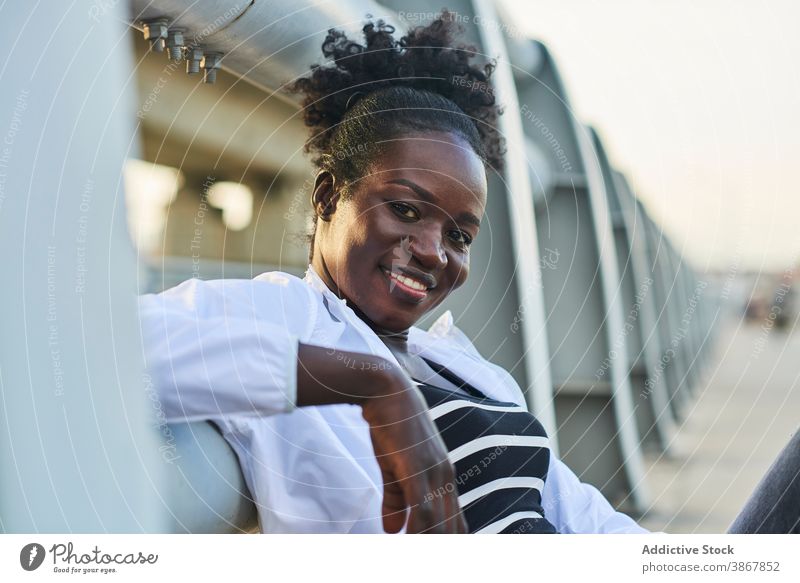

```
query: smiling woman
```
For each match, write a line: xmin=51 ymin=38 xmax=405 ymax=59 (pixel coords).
xmin=288 ymin=10 xmax=503 ymax=364
xmin=138 ymin=10 xmax=652 ymax=534
xmin=309 ymin=132 xmax=486 ymax=332
xmin=279 ymin=13 xmax=571 ymax=534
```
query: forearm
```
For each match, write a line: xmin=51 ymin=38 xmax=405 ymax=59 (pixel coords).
xmin=296 ymin=343 xmax=404 ymax=406
xmin=139 ymin=282 xmax=410 ymax=419
xmin=297 ymin=343 xmax=465 ymax=534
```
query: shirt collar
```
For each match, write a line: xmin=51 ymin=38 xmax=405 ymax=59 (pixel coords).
xmin=303 ymin=263 xmax=348 ymax=305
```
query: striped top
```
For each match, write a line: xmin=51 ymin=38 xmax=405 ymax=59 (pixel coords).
xmin=414 ymin=356 xmax=558 ymax=534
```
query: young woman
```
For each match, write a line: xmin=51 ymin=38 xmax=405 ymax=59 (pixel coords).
xmin=138 ymin=13 xmax=799 ymax=534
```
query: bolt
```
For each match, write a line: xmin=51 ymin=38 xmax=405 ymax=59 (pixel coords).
xmin=141 ymin=18 xmax=169 ymax=53
xmin=166 ymin=28 xmax=185 ymax=62
xmin=201 ymin=52 xmax=222 ymax=84
xmin=186 ymin=47 xmax=204 ymax=75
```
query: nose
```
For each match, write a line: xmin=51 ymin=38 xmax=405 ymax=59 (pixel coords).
xmin=409 ymin=227 xmax=447 ymax=271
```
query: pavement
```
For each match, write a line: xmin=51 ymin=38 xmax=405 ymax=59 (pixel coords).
xmin=637 ymin=315 xmax=799 ymax=533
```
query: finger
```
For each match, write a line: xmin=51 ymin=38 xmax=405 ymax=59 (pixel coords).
xmin=427 ymin=461 xmax=461 ymax=533
xmin=420 ymin=460 xmax=463 ymax=533
xmin=434 ymin=462 xmax=465 ymax=534
xmin=433 ymin=480 xmax=465 ymax=534
xmin=381 ymin=479 xmax=407 ymax=533
xmin=405 ymin=485 xmax=436 ymax=533
xmin=444 ymin=490 xmax=468 ymax=533
xmin=406 ymin=502 xmax=437 ymax=533
xmin=456 ymin=508 xmax=468 ymax=533
xmin=406 ymin=479 xmax=448 ymax=534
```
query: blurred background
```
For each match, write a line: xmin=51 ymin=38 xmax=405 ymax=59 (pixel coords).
xmin=1 ymin=0 xmax=797 ymax=534
xmin=496 ymin=0 xmax=800 ymax=532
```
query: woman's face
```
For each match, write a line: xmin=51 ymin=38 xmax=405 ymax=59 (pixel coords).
xmin=312 ymin=130 xmax=488 ymax=333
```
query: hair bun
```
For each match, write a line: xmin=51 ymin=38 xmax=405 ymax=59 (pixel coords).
xmin=289 ymin=10 xmax=505 ymax=172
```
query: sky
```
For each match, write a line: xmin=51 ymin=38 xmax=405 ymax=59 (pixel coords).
xmin=498 ymin=0 xmax=800 ymax=272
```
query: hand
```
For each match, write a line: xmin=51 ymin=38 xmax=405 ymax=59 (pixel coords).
xmin=296 ymin=343 xmax=467 ymax=533
xmin=360 ymin=375 xmax=467 ymax=534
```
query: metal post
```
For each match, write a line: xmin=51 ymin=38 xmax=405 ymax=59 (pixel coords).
xmin=0 ymin=1 xmax=165 ymax=532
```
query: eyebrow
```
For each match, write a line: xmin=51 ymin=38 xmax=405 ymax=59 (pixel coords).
xmin=385 ymin=178 xmax=482 ymax=229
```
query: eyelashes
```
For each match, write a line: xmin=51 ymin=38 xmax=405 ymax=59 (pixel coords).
xmin=388 ymin=201 xmax=473 ymax=247
xmin=450 ymin=230 xmax=473 ymax=246
xmin=390 ymin=201 xmax=418 ymax=220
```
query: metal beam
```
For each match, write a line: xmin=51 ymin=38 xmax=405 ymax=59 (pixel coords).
xmin=0 ymin=1 xmax=165 ymax=532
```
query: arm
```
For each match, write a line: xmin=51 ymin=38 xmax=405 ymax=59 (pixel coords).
xmin=296 ymin=343 xmax=466 ymax=534
xmin=138 ymin=279 xmax=303 ymax=422
xmin=542 ymin=455 xmax=650 ymax=533
xmin=139 ymin=276 xmax=466 ymax=533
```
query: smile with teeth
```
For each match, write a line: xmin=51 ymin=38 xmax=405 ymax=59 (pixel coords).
xmin=382 ymin=268 xmax=429 ymax=292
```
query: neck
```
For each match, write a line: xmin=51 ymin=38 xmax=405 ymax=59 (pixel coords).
xmin=311 ymin=253 xmax=410 ymax=353
xmin=375 ymin=328 xmax=410 ymax=355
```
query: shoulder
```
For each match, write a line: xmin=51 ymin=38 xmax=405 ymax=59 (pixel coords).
xmin=139 ymin=270 xmax=319 ymax=325
xmin=410 ymin=310 xmax=481 ymax=358
xmin=410 ymin=311 xmax=526 ymax=406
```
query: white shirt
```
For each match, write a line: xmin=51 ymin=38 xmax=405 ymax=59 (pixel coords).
xmin=138 ymin=264 xmax=650 ymax=534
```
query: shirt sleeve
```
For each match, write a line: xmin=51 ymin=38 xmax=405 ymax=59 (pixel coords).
xmin=137 ymin=273 xmax=316 ymax=423
xmin=542 ymin=454 xmax=651 ymax=533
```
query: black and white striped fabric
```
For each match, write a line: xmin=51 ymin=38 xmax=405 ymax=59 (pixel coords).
xmin=414 ymin=356 xmax=558 ymax=534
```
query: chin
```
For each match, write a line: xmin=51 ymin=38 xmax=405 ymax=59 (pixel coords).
xmin=369 ymin=302 xmax=419 ymax=332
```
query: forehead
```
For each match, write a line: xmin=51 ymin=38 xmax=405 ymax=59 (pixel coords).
xmin=361 ymin=131 xmax=488 ymax=216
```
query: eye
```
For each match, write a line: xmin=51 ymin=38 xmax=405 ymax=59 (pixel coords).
xmin=448 ymin=229 xmax=473 ymax=247
xmin=389 ymin=201 xmax=419 ymax=220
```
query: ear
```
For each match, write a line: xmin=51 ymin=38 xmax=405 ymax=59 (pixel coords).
xmin=311 ymin=170 xmax=341 ymax=222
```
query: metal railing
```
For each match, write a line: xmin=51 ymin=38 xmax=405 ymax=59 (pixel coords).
xmin=0 ymin=0 xmax=717 ymax=532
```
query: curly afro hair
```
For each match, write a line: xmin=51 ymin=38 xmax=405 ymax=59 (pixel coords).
xmin=289 ymin=10 xmax=505 ymax=187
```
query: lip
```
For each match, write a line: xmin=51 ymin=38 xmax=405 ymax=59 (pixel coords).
xmin=380 ymin=267 xmax=432 ymax=303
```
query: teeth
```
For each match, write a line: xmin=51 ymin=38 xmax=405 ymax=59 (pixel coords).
xmin=385 ymin=269 xmax=427 ymax=292
xmin=398 ymin=274 xmax=426 ymax=291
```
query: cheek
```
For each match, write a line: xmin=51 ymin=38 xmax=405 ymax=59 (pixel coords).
xmin=330 ymin=201 xmax=369 ymax=249
xmin=328 ymin=205 xmax=382 ymax=283
xmin=346 ymin=206 xmax=405 ymax=260
xmin=452 ymin=256 xmax=470 ymax=289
